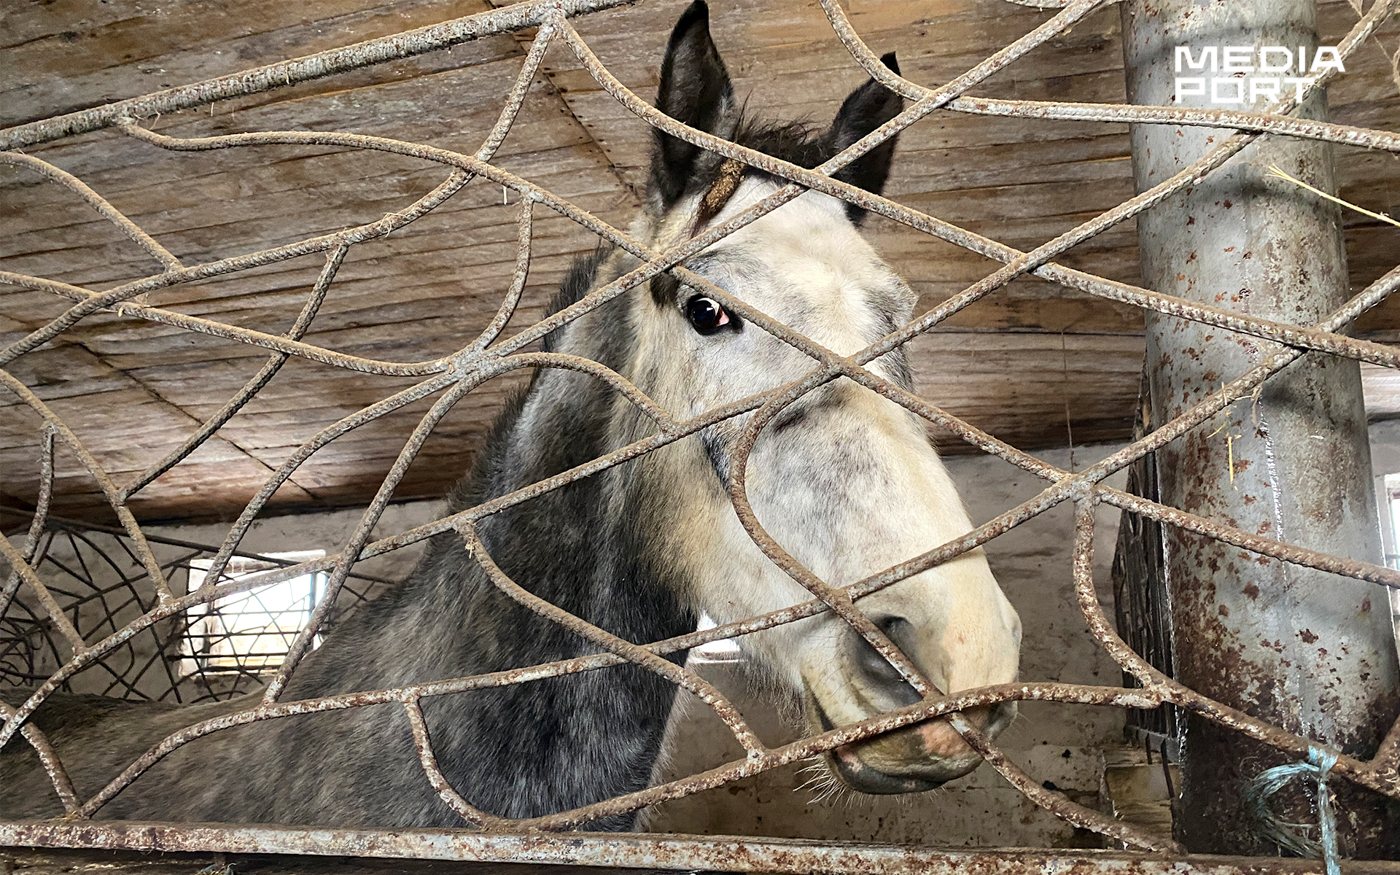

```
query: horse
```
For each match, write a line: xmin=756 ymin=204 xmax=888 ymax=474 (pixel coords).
xmin=0 ymin=0 xmax=1021 ymax=830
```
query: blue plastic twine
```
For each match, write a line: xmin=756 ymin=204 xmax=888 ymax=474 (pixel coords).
xmin=1309 ymin=747 xmax=1341 ymax=875
xmin=1244 ymin=746 xmax=1340 ymax=875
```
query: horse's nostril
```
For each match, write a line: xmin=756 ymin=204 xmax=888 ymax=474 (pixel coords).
xmin=852 ymin=616 xmax=921 ymax=705
xmin=855 ymin=637 xmax=902 ymax=685
xmin=876 ymin=615 xmax=917 ymax=657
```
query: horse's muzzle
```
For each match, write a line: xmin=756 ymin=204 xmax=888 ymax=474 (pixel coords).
xmin=810 ymin=696 xmax=1017 ymax=794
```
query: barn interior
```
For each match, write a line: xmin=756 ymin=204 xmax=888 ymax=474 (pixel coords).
xmin=3 ymin=0 xmax=1400 ymax=852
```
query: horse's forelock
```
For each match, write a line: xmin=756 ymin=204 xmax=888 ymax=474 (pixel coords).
xmin=731 ymin=116 xmax=833 ymax=170
xmin=673 ymin=116 xmax=836 ymax=220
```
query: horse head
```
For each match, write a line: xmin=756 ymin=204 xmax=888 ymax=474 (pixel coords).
xmin=631 ymin=1 xmax=1023 ymax=794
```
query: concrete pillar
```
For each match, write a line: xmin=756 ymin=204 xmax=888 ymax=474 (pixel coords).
xmin=1120 ymin=0 xmax=1400 ymax=855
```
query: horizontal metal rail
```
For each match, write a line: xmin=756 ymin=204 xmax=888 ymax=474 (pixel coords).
xmin=5 ymin=822 xmax=1400 ymax=875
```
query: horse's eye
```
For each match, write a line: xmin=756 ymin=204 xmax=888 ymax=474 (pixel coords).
xmin=686 ymin=295 xmax=731 ymax=335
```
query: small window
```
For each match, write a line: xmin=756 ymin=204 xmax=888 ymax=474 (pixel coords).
xmin=182 ymin=551 xmax=326 ymax=675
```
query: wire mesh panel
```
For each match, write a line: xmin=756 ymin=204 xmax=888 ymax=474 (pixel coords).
xmin=1110 ymin=382 xmax=1179 ymax=755
xmin=2 ymin=0 xmax=1400 ymax=870
xmin=0 ymin=513 xmax=382 ymax=702
xmin=182 ymin=552 xmax=326 ymax=676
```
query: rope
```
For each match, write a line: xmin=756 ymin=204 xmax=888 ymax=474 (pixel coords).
xmin=1311 ymin=747 xmax=1341 ymax=875
xmin=1245 ymin=745 xmax=1341 ymax=875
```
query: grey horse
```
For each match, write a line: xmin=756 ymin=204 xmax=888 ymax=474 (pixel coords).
xmin=1 ymin=1 xmax=1021 ymax=830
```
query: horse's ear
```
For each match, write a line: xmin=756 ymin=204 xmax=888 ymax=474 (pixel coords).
xmin=650 ymin=0 xmax=736 ymax=210
xmin=828 ymin=52 xmax=904 ymax=225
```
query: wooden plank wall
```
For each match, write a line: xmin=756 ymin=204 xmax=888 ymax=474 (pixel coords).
xmin=1 ymin=0 xmax=1397 ymax=522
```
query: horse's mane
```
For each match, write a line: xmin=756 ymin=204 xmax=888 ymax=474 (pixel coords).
xmin=542 ymin=245 xmax=614 ymax=349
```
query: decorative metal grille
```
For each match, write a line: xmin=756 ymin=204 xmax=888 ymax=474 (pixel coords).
xmin=2 ymin=0 xmax=1400 ymax=869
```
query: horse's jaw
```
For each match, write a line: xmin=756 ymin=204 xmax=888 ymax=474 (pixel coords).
xmin=802 ymin=681 xmax=1018 ymax=794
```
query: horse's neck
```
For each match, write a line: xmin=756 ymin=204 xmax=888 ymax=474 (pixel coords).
xmin=283 ymin=250 xmax=695 ymax=824
xmin=419 ymin=248 xmax=690 ymax=675
xmin=293 ymin=250 xmax=666 ymax=676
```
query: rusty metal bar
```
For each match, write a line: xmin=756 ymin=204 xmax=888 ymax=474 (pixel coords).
xmin=0 ymin=164 xmax=472 ymax=375
xmin=68 ymin=677 xmax=1159 ymax=822
xmin=0 ymin=703 xmax=78 ymax=814
xmin=467 ymin=199 xmax=534 ymax=355
xmin=0 ymin=154 xmax=182 ymax=272
xmin=1121 ymin=0 xmax=1400 ymax=856
xmin=462 ymin=524 xmax=770 ymax=759
xmin=7 ymin=821 xmax=1400 ymax=875
xmin=820 ymin=0 xmax=1400 ymax=156
xmin=948 ymin=97 xmax=1400 ymax=152
xmin=259 ymin=377 xmax=484 ymax=702
xmin=1097 ymin=486 xmax=1400 ymax=591
xmin=119 ymin=244 xmax=350 ymax=501
xmin=0 ymin=534 xmax=87 ymax=654
xmin=0 ymin=427 xmax=54 ymax=621
xmin=0 ymin=0 xmax=635 ymax=152
xmin=0 ymin=371 xmax=173 ymax=604
xmin=0 ymin=507 xmax=395 ymax=587
xmin=402 ymin=699 xmax=505 ymax=829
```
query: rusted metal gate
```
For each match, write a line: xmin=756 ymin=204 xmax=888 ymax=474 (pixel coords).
xmin=3 ymin=0 xmax=1400 ymax=870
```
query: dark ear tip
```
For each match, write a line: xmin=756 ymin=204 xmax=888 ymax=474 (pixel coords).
xmin=673 ymin=0 xmax=710 ymax=35
xmin=879 ymin=51 xmax=899 ymax=75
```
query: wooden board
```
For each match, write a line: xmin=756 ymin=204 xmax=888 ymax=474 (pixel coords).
xmin=2 ymin=0 xmax=1399 ymax=522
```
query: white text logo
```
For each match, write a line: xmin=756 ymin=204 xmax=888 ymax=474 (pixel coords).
xmin=1174 ymin=46 xmax=1344 ymax=106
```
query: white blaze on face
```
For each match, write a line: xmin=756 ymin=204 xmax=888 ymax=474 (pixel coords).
xmin=633 ymin=177 xmax=1022 ymax=763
